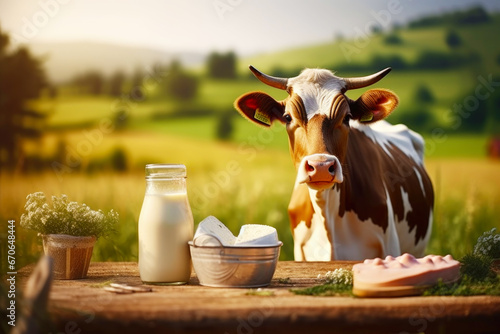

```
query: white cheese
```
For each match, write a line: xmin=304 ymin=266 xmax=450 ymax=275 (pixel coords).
xmin=193 ymin=217 xmax=280 ymax=247
xmin=235 ymin=224 xmax=279 ymax=246
xmin=193 ymin=216 xmax=236 ymax=246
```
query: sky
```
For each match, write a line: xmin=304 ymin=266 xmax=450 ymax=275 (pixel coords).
xmin=1 ymin=0 xmax=499 ymax=56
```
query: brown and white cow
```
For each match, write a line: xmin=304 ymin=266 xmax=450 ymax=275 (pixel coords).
xmin=234 ymin=66 xmax=434 ymax=261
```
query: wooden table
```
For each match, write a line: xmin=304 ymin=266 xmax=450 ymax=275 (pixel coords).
xmin=19 ymin=261 xmax=500 ymax=334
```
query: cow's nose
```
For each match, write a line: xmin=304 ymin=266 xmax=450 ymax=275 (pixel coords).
xmin=297 ymin=154 xmax=344 ymax=189
xmin=305 ymin=158 xmax=337 ymax=181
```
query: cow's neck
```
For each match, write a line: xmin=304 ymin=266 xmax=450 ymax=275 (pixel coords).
xmin=307 ymin=186 xmax=339 ymax=260
xmin=304 ymin=127 xmax=395 ymax=260
xmin=302 ymin=187 xmax=337 ymax=260
xmin=307 ymin=167 xmax=395 ymax=260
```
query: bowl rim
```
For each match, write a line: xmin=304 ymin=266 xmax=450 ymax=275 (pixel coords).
xmin=188 ymin=240 xmax=283 ymax=249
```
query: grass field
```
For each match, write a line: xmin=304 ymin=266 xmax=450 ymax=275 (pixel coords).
xmin=3 ymin=13 xmax=500 ymax=274
xmin=130 ymin=116 xmax=493 ymax=158
xmin=0 ymin=130 xmax=298 ymax=269
xmin=42 ymin=69 xmax=473 ymax=130
xmin=1 ymin=127 xmax=499 ymax=275
xmin=241 ymin=15 xmax=500 ymax=74
xmin=5 ymin=91 xmax=498 ymax=272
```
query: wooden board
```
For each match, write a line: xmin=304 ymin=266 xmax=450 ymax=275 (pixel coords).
xmin=18 ymin=261 xmax=500 ymax=334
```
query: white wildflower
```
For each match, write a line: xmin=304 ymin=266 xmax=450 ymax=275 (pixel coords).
xmin=473 ymin=228 xmax=500 ymax=259
xmin=20 ymin=192 xmax=118 ymax=238
xmin=318 ymin=268 xmax=353 ymax=285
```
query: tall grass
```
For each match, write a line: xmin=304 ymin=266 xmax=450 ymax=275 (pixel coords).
xmin=2 ymin=133 xmax=499 ymax=273
xmin=426 ymin=158 xmax=500 ymax=258
xmin=0 ymin=129 xmax=297 ymax=273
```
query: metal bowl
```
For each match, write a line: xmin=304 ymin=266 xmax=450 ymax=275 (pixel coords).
xmin=188 ymin=241 xmax=282 ymax=288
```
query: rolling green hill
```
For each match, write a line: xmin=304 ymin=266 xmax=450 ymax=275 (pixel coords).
xmin=237 ymin=13 xmax=500 ymax=134
xmin=5 ymin=9 xmax=500 ymax=268
xmin=35 ymin=10 xmax=500 ymax=161
xmin=240 ymin=14 xmax=500 ymax=75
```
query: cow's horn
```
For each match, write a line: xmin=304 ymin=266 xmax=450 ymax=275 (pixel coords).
xmin=249 ymin=65 xmax=288 ymax=90
xmin=343 ymin=67 xmax=392 ymax=90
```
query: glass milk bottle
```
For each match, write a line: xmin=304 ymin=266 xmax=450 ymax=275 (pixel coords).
xmin=138 ymin=164 xmax=193 ymax=285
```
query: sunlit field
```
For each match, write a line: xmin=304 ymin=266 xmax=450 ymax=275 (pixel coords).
xmin=2 ymin=12 xmax=500 ymax=273
xmin=0 ymin=129 xmax=298 ymax=271
xmin=1 ymin=128 xmax=499 ymax=273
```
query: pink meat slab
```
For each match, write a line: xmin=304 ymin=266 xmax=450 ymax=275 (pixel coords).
xmin=352 ymin=253 xmax=461 ymax=297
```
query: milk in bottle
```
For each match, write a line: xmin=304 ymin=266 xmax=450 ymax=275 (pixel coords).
xmin=138 ymin=164 xmax=193 ymax=284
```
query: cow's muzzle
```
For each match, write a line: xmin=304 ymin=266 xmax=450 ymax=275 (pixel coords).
xmin=297 ymin=154 xmax=343 ymax=190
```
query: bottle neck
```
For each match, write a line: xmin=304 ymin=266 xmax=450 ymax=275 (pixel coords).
xmin=145 ymin=177 xmax=187 ymax=195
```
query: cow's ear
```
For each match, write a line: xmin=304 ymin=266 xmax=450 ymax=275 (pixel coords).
xmin=350 ymin=89 xmax=399 ymax=123
xmin=234 ymin=92 xmax=285 ymax=127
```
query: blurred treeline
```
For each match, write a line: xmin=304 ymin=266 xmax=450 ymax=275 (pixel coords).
xmin=268 ymin=6 xmax=500 ymax=136
xmin=1 ymin=5 xmax=500 ymax=173
xmin=2 ymin=5 xmax=500 ymax=271
xmin=0 ymin=29 xmax=48 ymax=170
xmin=0 ymin=22 xmax=238 ymax=171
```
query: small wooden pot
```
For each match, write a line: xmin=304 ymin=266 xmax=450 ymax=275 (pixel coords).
xmin=42 ymin=234 xmax=96 ymax=279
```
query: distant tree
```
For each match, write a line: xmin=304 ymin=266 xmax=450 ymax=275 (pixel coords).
xmin=456 ymin=6 xmax=490 ymax=25
xmin=371 ymin=26 xmax=383 ymax=35
xmin=0 ymin=28 xmax=48 ymax=169
xmin=216 ymin=110 xmax=234 ymax=140
xmin=207 ymin=51 xmax=237 ymax=79
xmin=398 ymin=84 xmax=437 ymax=132
xmin=87 ymin=71 xmax=105 ymax=95
xmin=130 ymin=68 xmax=145 ymax=100
xmin=109 ymin=70 xmax=126 ymax=97
xmin=165 ymin=60 xmax=199 ymax=100
xmin=370 ymin=54 xmax=408 ymax=70
xmin=414 ymin=84 xmax=435 ymax=104
xmin=131 ymin=68 xmax=144 ymax=87
xmin=113 ymin=109 xmax=128 ymax=131
xmin=399 ymin=107 xmax=435 ymax=132
xmin=391 ymin=22 xmax=403 ymax=31
xmin=270 ymin=66 xmax=299 ymax=78
xmin=110 ymin=146 xmax=128 ymax=172
xmin=414 ymin=51 xmax=456 ymax=69
xmin=462 ymin=102 xmax=488 ymax=133
xmin=456 ymin=91 xmax=488 ymax=133
xmin=485 ymin=76 xmax=500 ymax=135
xmin=384 ymin=33 xmax=403 ymax=45
xmin=408 ymin=5 xmax=490 ymax=28
xmin=53 ymin=137 xmax=67 ymax=167
xmin=0 ymin=28 xmax=8 ymax=51
xmin=72 ymin=70 xmax=105 ymax=95
xmin=270 ymin=66 xmax=287 ymax=77
xmin=445 ymin=30 xmax=462 ymax=49
xmin=48 ymin=85 xmax=58 ymax=99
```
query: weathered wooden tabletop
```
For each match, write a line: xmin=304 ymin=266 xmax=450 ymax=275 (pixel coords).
xmin=19 ymin=261 xmax=500 ymax=334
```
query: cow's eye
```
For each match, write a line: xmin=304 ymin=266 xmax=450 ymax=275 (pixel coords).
xmin=283 ymin=114 xmax=292 ymax=123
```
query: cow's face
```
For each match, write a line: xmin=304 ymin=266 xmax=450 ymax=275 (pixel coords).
xmin=235 ymin=66 xmax=399 ymax=190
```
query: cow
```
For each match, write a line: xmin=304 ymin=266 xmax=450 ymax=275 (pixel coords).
xmin=234 ymin=65 xmax=434 ymax=261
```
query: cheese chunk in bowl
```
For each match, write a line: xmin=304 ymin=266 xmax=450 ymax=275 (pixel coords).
xmin=189 ymin=216 xmax=282 ymax=287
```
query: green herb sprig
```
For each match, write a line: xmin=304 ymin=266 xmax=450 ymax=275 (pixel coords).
xmin=20 ymin=192 xmax=118 ymax=238
xmin=473 ymin=228 xmax=500 ymax=260
xmin=425 ymin=228 xmax=500 ymax=296
xmin=292 ymin=268 xmax=353 ymax=296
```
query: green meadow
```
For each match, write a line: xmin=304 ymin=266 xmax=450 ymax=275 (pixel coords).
xmin=241 ymin=14 xmax=500 ymax=74
xmin=2 ymin=128 xmax=499 ymax=270
xmin=2 ymin=12 xmax=500 ymax=273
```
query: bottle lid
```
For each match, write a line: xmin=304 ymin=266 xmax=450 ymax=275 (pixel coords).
xmin=145 ymin=164 xmax=186 ymax=180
